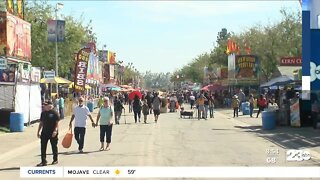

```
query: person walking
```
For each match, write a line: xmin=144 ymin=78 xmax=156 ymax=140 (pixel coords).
xmin=69 ymin=97 xmax=96 ymax=153
xmin=132 ymin=95 xmax=142 ymax=123
xmin=152 ymin=93 xmax=162 ymax=123
xmin=142 ymin=99 xmax=149 ymax=123
xmin=96 ymin=97 xmax=114 ymax=151
xmin=232 ymin=95 xmax=240 ymax=118
xmin=204 ymin=93 xmax=210 ymax=119
xmin=256 ymin=94 xmax=267 ymax=118
xmin=146 ymin=92 xmax=153 ymax=114
xmin=59 ymin=95 xmax=65 ymax=119
xmin=208 ymin=94 xmax=214 ymax=118
xmin=189 ymin=94 xmax=195 ymax=109
xmin=36 ymin=100 xmax=60 ymax=166
xmin=248 ymin=94 xmax=254 ymax=118
xmin=196 ymin=94 xmax=207 ymax=120
xmin=238 ymin=89 xmax=246 ymax=112
xmin=113 ymin=96 xmax=124 ymax=125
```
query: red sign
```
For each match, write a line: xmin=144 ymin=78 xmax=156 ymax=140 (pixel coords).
xmin=74 ymin=48 xmax=90 ymax=92
xmin=6 ymin=12 xmax=31 ymax=61
xmin=280 ymin=57 xmax=302 ymax=66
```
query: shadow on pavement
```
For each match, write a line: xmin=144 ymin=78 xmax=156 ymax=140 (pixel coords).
xmin=36 ymin=150 xmax=103 ymax=157
xmin=234 ymin=125 xmax=320 ymax=150
xmin=0 ymin=167 xmax=20 ymax=171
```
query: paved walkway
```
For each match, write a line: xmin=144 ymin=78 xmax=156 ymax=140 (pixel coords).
xmin=216 ymin=108 xmax=320 ymax=160
xmin=1 ymin=106 xmax=320 ymax=164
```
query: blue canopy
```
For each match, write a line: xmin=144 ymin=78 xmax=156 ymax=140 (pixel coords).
xmin=260 ymin=75 xmax=294 ymax=88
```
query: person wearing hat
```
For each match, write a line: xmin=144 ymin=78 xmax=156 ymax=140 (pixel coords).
xmin=96 ymin=97 xmax=114 ymax=151
xmin=69 ymin=97 xmax=96 ymax=153
xmin=232 ymin=95 xmax=240 ymax=118
xmin=36 ymin=100 xmax=60 ymax=166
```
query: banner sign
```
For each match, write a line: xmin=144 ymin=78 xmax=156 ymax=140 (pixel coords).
xmin=47 ymin=20 xmax=65 ymax=42
xmin=74 ymin=48 xmax=90 ymax=91
xmin=99 ymin=50 xmax=108 ymax=62
xmin=0 ymin=12 xmax=31 ymax=61
xmin=310 ymin=29 xmax=320 ymax=90
xmin=280 ymin=57 xmax=302 ymax=66
xmin=235 ymin=55 xmax=259 ymax=79
xmin=0 ymin=58 xmax=7 ymax=69
xmin=43 ymin=70 xmax=55 ymax=79
xmin=290 ymin=98 xmax=301 ymax=127
xmin=108 ymin=51 xmax=116 ymax=64
xmin=31 ymin=67 xmax=41 ymax=83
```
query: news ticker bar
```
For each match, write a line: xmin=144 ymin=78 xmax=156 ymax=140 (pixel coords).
xmin=21 ymin=167 xmax=320 ymax=178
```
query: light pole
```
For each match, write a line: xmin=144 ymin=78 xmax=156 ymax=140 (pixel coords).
xmin=55 ymin=2 xmax=63 ymax=95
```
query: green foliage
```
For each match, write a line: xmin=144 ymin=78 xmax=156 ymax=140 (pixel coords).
xmin=176 ymin=8 xmax=301 ymax=83
xmin=25 ymin=0 xmax=97 ymax=79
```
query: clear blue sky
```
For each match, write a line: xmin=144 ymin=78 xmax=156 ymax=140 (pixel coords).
xmin=53 ymin=1 xmax=300 ymax=73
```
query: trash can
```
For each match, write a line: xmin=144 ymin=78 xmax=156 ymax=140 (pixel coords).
xmin=87 ymin=102 xmax=94 ymax=112
xmin=242 ymin=102 xmax=250 ymax=115
xmin=10 ymin=112 xmax=24 ymax=132
xmin=262 ymin=111 xmax=276 ymax=130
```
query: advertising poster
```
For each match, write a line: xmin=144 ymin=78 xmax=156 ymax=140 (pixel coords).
xmin=31 ymin=67 xmax=41 ymax=83
xmin=74 ymin=48 xmax=90 ymax=92
xmin=290 ymin=99 xmax=301 ymax=127
xmin=47 ymin=20 xmax=65 ymax=42
xmin=108 ymin=51 xmax=116 ymax=64
xmin=6 ymin=12 xmax=31 ymax=61
xmin=56 ymin=20 xmax=65 ymax=42
xmin=235 ymin=55 xmax=259 ymax=79
xmin=47 ymin=20 xmax=56 ymax=42
xmin=0 ymin=64 xmax=16 ymax=83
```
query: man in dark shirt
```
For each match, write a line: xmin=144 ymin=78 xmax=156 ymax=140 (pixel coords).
xmin=36 ymin=100 xmax=60 ymax=166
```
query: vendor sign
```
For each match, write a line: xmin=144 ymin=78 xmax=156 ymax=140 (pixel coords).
xmin=280 ymin=57 xmax=302 ymax=66
xmin=235 ymin=55 xmax=259 ymax=79
xmin=74 ymin=48 xmax=90 ymax=91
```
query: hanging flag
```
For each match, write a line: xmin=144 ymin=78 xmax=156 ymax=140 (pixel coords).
xmin=7 ymin=0 xmax=14 ymax=14
xmin=107 ymin=51 xmax=116 ymax=64
xmin=56 ymin=20 xmax=65 ymax=42
xmin=47 ymin=20 xmax=65 ymax=42
xmin=17 ymin=0 xmax=24 ymax=19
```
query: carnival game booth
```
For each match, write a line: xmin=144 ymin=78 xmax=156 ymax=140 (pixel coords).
xmin=0 ymin=11 xmax=42 ymax=131
xmin=260 ymin=75 xmax=305 ymax=129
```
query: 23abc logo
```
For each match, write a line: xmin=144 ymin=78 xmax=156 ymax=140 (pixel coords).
xmin=310 ymin=62 xmax=320 ymax=82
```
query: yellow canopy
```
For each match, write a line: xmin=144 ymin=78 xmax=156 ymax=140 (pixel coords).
xmin=68 ymin=82 xmax=91 ymax=89
xmin=40 ymin=77 xmax=72 ymax=84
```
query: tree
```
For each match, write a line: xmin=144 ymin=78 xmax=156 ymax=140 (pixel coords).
xmin=25 ymin=0 xmax=97 ymax=79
